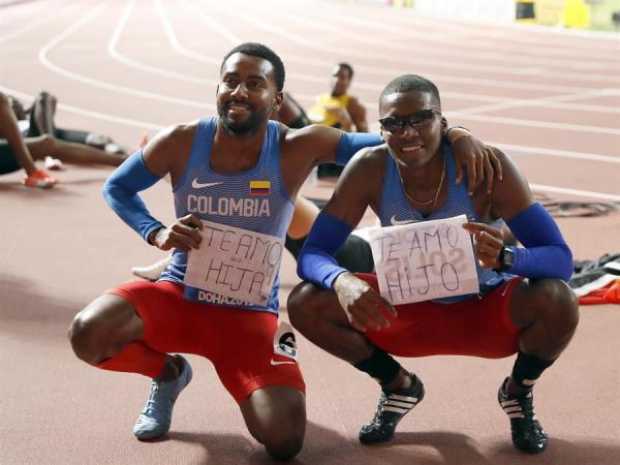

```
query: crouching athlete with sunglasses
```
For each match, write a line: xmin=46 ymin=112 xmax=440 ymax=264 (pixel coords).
xmin=288 ymin=74 xmax=578 ymax=454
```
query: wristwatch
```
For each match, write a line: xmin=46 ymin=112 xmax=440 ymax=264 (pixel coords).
xmin=497 ymin=246 xmax=515 ymax=272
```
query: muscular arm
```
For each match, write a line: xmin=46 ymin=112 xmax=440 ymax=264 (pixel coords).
xmin=347 ymin=96 xmax=368 ymax=132
xmin=284 ymin=124 xmax=381 ymax=165
xmin=488 ymin=149 xmax=572 ymax=280
xmin=297 ymin=149 xmax=382 ymax=287
xmin=298 ymin=150 xmax=395 ymax=330
xmin=280 ymin=124 xmax=382 ymax=196
xmin=101 ymin=125 xmax=193 ymax=242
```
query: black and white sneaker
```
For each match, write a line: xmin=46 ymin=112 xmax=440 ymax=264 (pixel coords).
xmin=498 ymin=377 xmax=548 ymax=454
xmin=359 ymin=374 xmax=424 ymax=445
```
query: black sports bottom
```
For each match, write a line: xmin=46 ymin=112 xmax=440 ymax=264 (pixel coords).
xmin=285 ymin=233 xmax=374 ymax=273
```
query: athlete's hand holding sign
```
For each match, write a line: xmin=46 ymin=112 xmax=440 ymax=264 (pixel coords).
xmin=150 ymin=214 xmax=203 ymax=251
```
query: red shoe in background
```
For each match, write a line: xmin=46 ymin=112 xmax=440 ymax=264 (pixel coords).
xmin=23 ymin=169 xmax=57 ymax=189
xmin=579 ymin=279 xmax=620 ymax=305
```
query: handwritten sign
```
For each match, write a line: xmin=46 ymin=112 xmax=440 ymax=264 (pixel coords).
xmin=367 ymin=215 xmax=479 ymax=305
xmin=184 ymin=220 xmax=284 ymax=307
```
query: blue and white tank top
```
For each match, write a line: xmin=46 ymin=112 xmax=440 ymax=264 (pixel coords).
xmin=160 ymin=117 xmax=294 ymax=314
xmin=378 ymin=141 xmax=509 ymax=302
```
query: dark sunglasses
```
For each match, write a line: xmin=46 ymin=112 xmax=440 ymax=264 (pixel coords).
xmin=379 ymin=109 xmax=440 ymax=133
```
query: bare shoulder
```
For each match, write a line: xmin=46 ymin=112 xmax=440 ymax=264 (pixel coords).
xmin=324 ymin=144 xmax=387 ymax=224
xmin=143 ymin=121 xmax=199 ymax=176
xmin=350 ymin=144 xmax=387 ymax=170
xmin=488 ymin=145 xmax=510 ymax=164
xmin=282 ymin=123 xmax=340 ymax=144
xmin=487 ymin=145 xmax=524 ymax=184
xmin=336 ymin=144 xmax=388 ymax=196
xmin=145 ymin=122 xmax=196 ymax=154
xmin=281 ymin=123 xmax=343 ymax=161
xmin=487 ymin=145 xmax=533 ymax=219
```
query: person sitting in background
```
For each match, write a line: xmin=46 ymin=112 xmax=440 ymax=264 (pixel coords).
xmin=0 ymin=91 xmax=128 ymax=188
xmin=309 ymin=63 xmax=368 ymax=178
xmin=0 ymin=91 xmax=56 ymax=188
xmin=10 ymin=91 xmax=127 ymax=156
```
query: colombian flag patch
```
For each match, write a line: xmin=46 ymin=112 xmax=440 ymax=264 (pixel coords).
xmin=250 ymin=180 xmax=271 ymax=196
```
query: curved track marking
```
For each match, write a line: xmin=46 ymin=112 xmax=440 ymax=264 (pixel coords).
xmin=37 ymin=2 xmax=214 ymax=110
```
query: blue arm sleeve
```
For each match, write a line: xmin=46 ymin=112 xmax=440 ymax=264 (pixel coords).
xmin=506 ymin=203 xmax=573 ymax=281
xmin=335 ymin=132 xmax=383 ymax=166
xmin=297 ymin=211 xmax=353 ymax=288
xmin=102 ymin=151 xmax=165 ymax=242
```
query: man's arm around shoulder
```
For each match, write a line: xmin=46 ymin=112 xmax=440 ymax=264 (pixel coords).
xmin=284 ymin=123 xmax=382 ymax=168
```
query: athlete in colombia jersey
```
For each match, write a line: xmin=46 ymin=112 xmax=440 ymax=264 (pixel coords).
xmin=68 ymin=44 xmax=500 ymax=461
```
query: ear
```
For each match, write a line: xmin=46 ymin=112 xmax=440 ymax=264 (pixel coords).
xmin=273 ymin=91 xmax=284 ymax=112
xmin=440 ymin=116 xmax=448 ymax=136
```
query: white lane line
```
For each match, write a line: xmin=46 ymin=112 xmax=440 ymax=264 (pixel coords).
xmin=0 ymin=0 xmax=48 ymax=25
xmin=455 ymin=87 xmax=620 ymax=118
xmin=161 ymin=1 xmax=620 ymax=134
xmin=37 ymin=2 xmax=213 ymax=110
xmin=155 ymin=0 xmax=219 ymax=65
xmin=456 ymin=89 xmax=620 ymax=115
xmin=108 ymin=0 xmax=211 ymax=85
xmin=532 ymin=184 xmax=620 ymax=202
xmin=325 ymin=2 xmax=620 ymax=60
xmin=447 ymin=111 xmax=620 ymax=136
xmin=9 ymin=2 xmax=616 ymax=150
xmin=177 ymin=0 xmax=240 ymax=45
xmin=544 ymin=88 xmax=620 ymax=103
xmin=317 ymin=0 xmax=620 ymax=44
xmin=190 ymin=0 xmax=601 ymax=96
xmin=101 ymin=4 xmax=620 ymax=121
xmin=0 ymin=1 xmax=72 ymax=44
xmin=3 ymin=85 xmax=618 ymax=201
xmin=280 ymin=7 xmax=620 ymax=82
xmin=231 ymin=3 xmax=613 ymax=93
xmin=492 ymin=142 xmax=620 ymax=164
xmin=276 ymin=1 xmax=620 ymax=68
xmin=457 ymin=98 xmax=620 ymax=116
xmin=0 ymin=85 xmax=161 ymax=130
xmin=498 ymin=18 xmax=620 ymax=42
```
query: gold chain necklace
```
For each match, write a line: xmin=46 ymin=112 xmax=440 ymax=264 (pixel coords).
xmin=401 ymin=158 xmax=446 ymax=209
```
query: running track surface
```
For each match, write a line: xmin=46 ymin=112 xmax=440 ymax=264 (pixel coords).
xmin=1 ymin=1 xmax=619 ymax=464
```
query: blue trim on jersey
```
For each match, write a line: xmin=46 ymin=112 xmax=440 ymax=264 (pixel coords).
xmin=297 ymin=211 xmax=352 ymax=288
xmin=102 ymin=150 xmax=164 ymax=242
xmin=335 ymin=132 xmax=383 ymax=166
xmin=506 ymin=203 xmax=572 ymax=281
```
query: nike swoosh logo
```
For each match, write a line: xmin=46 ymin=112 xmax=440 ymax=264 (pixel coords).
xmin=270 ymin=359 xmax=296 ymax=366
xmin=390 ymin=215 xmax=416 ymax=226
xmin=192 ymin=179 xmax=224 ymax=189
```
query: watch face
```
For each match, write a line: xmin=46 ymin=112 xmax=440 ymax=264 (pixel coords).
xmin=504 ymin=247 xmax=515 ymax=268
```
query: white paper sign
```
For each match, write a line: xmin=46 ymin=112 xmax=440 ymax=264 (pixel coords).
xmin=184 ymin=220 xmax=284 ymax=307
xmin=368 ymin=215 xmax=479 ymax=305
